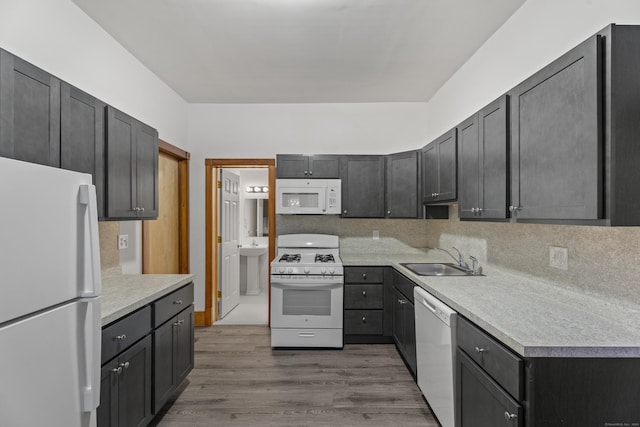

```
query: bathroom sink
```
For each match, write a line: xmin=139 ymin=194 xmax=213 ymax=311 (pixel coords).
xmin=401 ymin=262 xmax=482 ymax=277
xmin=239 ymin=246 xmax=267 ymax=257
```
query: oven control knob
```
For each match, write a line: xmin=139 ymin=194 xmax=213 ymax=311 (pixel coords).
xmin=279 ymin=267 xmax=285 ymax=273
xmin=287 ymin=267 xmax=293 ymax=274
xmin=321 ymin=267 xmax=327 ymax=274
xmin=329 ymin=267 xmax=335 ymax=274
xmin=304 ymin=267 xmax=310 ymax=274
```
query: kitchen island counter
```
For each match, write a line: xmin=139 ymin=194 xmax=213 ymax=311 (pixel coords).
xmin=101 ymin=272 xmax=194 ymax=326
xmin=341 ymin=248 xmax=640 ymax=358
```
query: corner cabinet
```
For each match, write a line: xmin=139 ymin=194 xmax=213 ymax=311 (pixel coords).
xmin=392 ymin=271 xmax=416 ymax=377
xmin=0 ymin=49 xmax=60 ymax=167
xmin=385 ymin=150 xmax=421 ymax=218
xmin=422 ymin=129 xmax=457 ymax=204
xmin=458 ymin=96 xmax=509 ymax=220
xmin=105 ymin=106 xmax=158 ymax=220
xmin=276 ymin=154 xmax=340 ymax=178
xmin=340 ymin=155 xmax=385 ymax=218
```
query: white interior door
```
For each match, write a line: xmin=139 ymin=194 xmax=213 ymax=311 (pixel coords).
xmin=219 ymin=169 xmax=240 ymax=318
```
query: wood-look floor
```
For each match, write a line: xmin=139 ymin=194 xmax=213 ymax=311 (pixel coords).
xmin=151 ymin=325 xmax=438 ymax=427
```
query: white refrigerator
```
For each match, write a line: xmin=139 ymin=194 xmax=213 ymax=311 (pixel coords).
xmin=0 ymin=157 xmax=102 ymax=427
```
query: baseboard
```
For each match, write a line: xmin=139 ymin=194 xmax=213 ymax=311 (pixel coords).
xmin=194 ymin=310 xmax=206 ymax=326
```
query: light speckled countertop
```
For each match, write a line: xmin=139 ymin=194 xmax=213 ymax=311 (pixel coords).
xmin=101 ymin=273 xmax=195 ymax=326
xmin=341 ymin=248 xmax=640 ymax=358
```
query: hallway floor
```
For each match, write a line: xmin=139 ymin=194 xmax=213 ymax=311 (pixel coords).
xmin=216 ymin=292 xmax=269 ymax=325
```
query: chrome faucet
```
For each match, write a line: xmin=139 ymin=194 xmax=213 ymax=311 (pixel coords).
xmin=436 ymin=246 xmax=470 ymax=271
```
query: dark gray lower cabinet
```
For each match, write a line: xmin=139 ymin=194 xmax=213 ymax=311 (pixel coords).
xmin=392 ymin=272 xmax=416 ymax=376
xmin=343 ymin=267 xmax=393 ymax=344
xmin=99 ymin=335 xmax=153 ymax=427
xmin=153 ymin=305 xmax=194 ymax=412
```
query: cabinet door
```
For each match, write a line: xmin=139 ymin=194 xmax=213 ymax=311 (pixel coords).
xmin=0 ymin=50 xmax=60 ymax=167
xmin=118 ymin=335 xmax=152 ymax=427
xmin=457 ymin=114 xmax=480 ymax=218
xmin=386 ymin=150 xmax=420 ymax=218
xmin=106 ymin=106 xmax=136 ymax=219
xmin=308 ymin=155 xmax=340 ymax=178
xmin=437 ymin=129 xmax=457 ymax=201
xmin=392 ymin=288 xmax=405 ymax=352
xmin=276 ymin=154 xmax=308 ymax=178
xmin=175 ymin=305 xmax=194 ymax=384
xmin=135 ymin=121 xmax=158 ymax=219
xmin=510 ymin=35 xmax=602 ymax=220
xmin=60 ymin=83 xmax=106 ymax=218
xmin=152 ymin=317 xmax=175 ymax=413
xmin=457 ymin=349 xmax=522 ymax=427
xmin=479 ymin=96 xmax=509 ymax=219
xmin=340 ymin=155 xmax=385 ymax=217
xmin=403 ymin=300 xmax=416 ymax=376
xmin=421 ymin=142 xmax=438 ymax=203
xmin=98 ymin=360 xmax=119 ymax=427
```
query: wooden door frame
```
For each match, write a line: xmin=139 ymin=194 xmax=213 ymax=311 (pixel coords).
xmin=204 ymin=159 xmax=276 ymax=327
xmin=142 ymin=139 xmax=190 ymax=274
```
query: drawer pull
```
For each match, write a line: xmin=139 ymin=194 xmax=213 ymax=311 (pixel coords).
xmin=115 ymin=334 xmax=127 ymax=341
xmin=362 ymin=316 xmax=367 ymax=323
xmin=173 ymin=319 xmax=185 ymax=327
xmin=504 ymin=411 xmax=517 ymax=421
xmin=362 ymin=273 xmax=367 ymax=279
xmin=475 ymin=346 xmax=487 ymax=353
xmin=112 ymin=366 xmax=122 ymax=375
xmin=362 ymin=290 xmax=366 ymax=296
xmin=398 ymin=299 xmax=406 ymax=305
xmin=173 ymin=299 xmax=183 ymax=305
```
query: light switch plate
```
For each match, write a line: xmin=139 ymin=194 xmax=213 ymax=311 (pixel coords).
xmin=372 ymin=230 xmax=379 ymax=240
xmin=118 ymin=234 xmax=129 ymax=250
xmin=549 ymin=246 xmax=568 ymax=270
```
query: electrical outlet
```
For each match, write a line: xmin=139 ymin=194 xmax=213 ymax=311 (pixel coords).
xmin=372 ymin=230 xmax=379 ymax=240
xmin=118 ymin=234 xmax=129 ymax=250
xmin=549 ymin=246 xmax=568 ymax=270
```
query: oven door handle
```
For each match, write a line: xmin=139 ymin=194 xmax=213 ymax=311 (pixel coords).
xmin=271 ymin=281 xmax=343 ymax=289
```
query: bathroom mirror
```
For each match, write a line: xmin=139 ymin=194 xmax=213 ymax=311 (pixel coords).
xmin=244 ymin=199 xmax=269 ymax=237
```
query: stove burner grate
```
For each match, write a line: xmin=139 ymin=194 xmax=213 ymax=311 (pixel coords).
xmin=279 ymin=253 xmax=301 ymax=263
xmin=315 ymin=254 xmax=335 ymax=263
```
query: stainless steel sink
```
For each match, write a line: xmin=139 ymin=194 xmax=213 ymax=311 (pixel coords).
xmin=401 ymin=262 xmax=482 ymax=277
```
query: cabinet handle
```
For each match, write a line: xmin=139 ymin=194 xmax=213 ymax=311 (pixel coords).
xmin=362 ymin=316 xmax=367 ymax=323
xmin=115 ymin=334 xmax=127 ymax=341
xmin=362 ymin=273 xmax=367 ymax=280
xmin=119 ymin=361 xmax=130 ymax=370
xmin=475 ymin=346 xmax=487 ymax=353
xmin=174 ymin=319 xmax=185 ymax=327
xmin=477 ymin=207 xmax=483 ymax=214
xmin=471 ymin=207 xmax=477 ymax=213
xmin=343 ymin=210 xmax=347 ymax=215
xmin=398 ymin=299 xmax=406 ymax=304
xmin=509 ymin=205 xmax=521 ymax=213
xmin=112 ymin=366 xmax=122 ymax=375
xmin=304 ymin=170 xmax=308 ymax=175
xmin=387 ymin=210 xmax=391 ymax=216
xmin=173 ymin=299 xmax=183 ymax=305
xmin=504 ymin=411 xmax=517 ymax=421
xmin=140 ymin=207 xmax=145 ymax=212
xmin=362 ymin=290 xmax=366 ymax=296
xmin=132 ymin=207 xmax=139 ymax=212
xmin=309 ymin=171 xmax=313 ymax=176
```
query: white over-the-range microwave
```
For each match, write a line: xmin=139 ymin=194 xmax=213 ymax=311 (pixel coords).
xmin=276 ymin=179 xmax=341 ymax=214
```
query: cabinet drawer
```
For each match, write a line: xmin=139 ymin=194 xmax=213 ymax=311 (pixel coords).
xmin=102 ymin=306 xmax=151 ymax=363
xmin=153 ymin=283 xmax=194 ymax=327
xmin=344 ymin=310 xmax=383 ymax=335
xmin=457 ymin=316 xmax=523 ymax=401
xmin=345 ymin=267 xmax=385 ymax=283
xmin=393 ymin=272 xmax=415 ymax=303
xmin=344 ymin=284 xmax=383 ymax=309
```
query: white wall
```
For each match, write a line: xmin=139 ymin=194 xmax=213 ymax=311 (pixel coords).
xmin=425 ymin=0 xmax=640 ymax=140
xmin=188 ymin=102 xmax=430 ymax=310
xmin=0 ymin=0 xmax=189 ymax=275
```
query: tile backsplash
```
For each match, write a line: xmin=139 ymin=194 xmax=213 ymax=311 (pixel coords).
xmin=277 ymin=206 xmax=640 ymax=305
xmin=99 ymin=222 xmax=121 ymax=273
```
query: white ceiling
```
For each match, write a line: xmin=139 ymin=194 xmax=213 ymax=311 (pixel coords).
xmin=72 ymin=0 xmax=525 ymax=103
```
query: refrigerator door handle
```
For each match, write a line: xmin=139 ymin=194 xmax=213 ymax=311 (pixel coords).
xmin=79 ymin=185 xmax=102 ymax=296
xmin=80 ymin=297 xmax=102 ymax=412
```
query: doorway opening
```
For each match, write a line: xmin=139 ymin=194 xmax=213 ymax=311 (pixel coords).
xmin=204 ymin=159 xmax=276 ymax=327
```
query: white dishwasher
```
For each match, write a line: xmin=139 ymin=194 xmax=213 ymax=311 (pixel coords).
xmin=414 ymin=287 xmax=457 ymax=427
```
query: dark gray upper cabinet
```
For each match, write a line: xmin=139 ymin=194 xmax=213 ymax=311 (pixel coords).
xmin=0 ymin=49 xmax=60 ymax=167
xmin=422 ymin=128 xmax=457 ymax=203
xmin=276 ymin=154 xmax=340 ymax=178
xmin=386 ymin=150 xmax=421 ymax=218
xmin=340 ymin=155 xmax=385 ymax=218
xmin=458 ymin=96 xmax=509 ymax=220
xmin=510 ymin=35 xmax=602 ymax=222
xmin=106 ymin=106 xmax=158 ymax=220
xmin=61 ymin=83 xmax=106 ymax=218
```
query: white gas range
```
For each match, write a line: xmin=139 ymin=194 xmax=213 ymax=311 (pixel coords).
xmin=270 ymin=234 xmax=344 ymax=348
